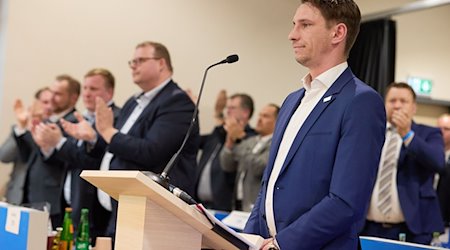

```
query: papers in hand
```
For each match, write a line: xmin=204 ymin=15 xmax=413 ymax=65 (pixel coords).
xmin=222 ymin=210 xmax=251 ymax=231
xmin=195 ymin=204 xmax=263 ymax=250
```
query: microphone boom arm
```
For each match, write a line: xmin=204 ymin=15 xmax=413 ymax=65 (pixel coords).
xmin=147 ymin=54 xmax=239 ymax=204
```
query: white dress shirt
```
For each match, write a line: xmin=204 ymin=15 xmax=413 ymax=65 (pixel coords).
xmin=265 ymin=62 xmax=348 ymax=236
xmin=367 ymin=123 xmax=405 ymax=223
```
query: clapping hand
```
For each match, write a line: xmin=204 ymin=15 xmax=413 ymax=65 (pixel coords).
xmin=60 ymin=111 xmax=96 ymax=141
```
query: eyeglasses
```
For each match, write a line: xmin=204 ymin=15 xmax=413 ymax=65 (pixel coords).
xmin=128 ymin=57 xmax=160 ymax=67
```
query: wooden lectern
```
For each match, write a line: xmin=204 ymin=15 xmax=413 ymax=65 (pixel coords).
xmin=80 ymin=170 xmax=262 ymax=250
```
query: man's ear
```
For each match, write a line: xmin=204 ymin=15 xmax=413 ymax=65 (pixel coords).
xmin=331 ymin=23 xmax=347 ymax=45
xmin=159 ymin=58 xmax=167 ymax=72
xmin=412 ymin=102 xmax=417 ymax=116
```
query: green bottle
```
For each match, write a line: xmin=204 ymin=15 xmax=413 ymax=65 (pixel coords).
xmin=60 ymin=207 xmax=74 ymax=250
xmin=75 ymin=208 xmax=90 ymax=250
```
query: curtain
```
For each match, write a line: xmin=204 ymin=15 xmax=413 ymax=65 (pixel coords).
xmin=348 ymin=19 xmax=396 ymax=97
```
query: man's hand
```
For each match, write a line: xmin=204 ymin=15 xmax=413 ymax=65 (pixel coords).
xmin=33 ymin=123 xmax=62 ymax=148
xmin=224 ymin=116 xmax=246 ymax=149
xmin=13 ymin=99 xmax=29 ymax=129
xmin=260 ymin=238 xmax=279 ymax=250
xmin=214 ymin=90 xmax=227 ymax=125
xmin=60 ymin=111 xmax=96 ymax=141
xmin=391 ymin=109 xmax=412 ymax=137
xmin=215 ymin=89 xmax=227 ymax=115
xmin=95 ymin=97 xmax=117 ymax=143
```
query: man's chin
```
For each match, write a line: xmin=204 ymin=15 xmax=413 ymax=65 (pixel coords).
xmin=298 ymin=56 xmax=311 ymax=65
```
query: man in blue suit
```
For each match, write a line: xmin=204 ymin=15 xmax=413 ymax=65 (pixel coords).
xmin=243 ymin=1 xmax=386 ymax=249
xmin=361 ymin=82 xmax=445 ymax=244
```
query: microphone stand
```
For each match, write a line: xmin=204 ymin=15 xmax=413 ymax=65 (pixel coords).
xmin=144 ymin=55 xmax=239 ymax=205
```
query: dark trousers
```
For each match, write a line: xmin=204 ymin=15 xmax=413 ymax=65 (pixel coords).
xmin=91 ymin=199 xmax=112 ymax=246
xmin=361 ymin=220 xmax=432 ymax=245
xmin=50 ymin=213 xmax=63 ymax=230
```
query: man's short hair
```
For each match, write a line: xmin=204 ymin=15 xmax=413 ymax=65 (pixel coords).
xmin=34 ymin=87 xmax=51 ymax=100
xmin=56 ymin=74 xmax=81 ymax=96
xmin=230 ymin=93 xmax=254 ymax=119
xmin=302 ymin=0 xmax=361 ymax=56
xmin=136 ymin=41 xmax=173 ymax=73
xmin=84 ymin=68 xmax=115 ymax=90
xmin=268 ymin=103 xmax=281 ymax=117
xmin=385 ymin=82 xmax=417 ymax=101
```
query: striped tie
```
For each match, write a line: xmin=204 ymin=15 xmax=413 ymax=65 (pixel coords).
xmin=377 ymin=128 xmax=400 ymax=215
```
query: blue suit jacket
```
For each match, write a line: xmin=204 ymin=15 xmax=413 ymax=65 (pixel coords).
xmin=396 ymin=123 xmax=445 ymax=235
xmin=244 ymin=68 xmax=386 ymax=250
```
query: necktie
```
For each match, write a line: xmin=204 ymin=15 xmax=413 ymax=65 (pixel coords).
xmin=377 ymin=128 xmax=400 ymax=215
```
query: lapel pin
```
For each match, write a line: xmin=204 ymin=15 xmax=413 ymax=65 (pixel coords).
xmin=323 ymin=95 xmax=332 ymax=103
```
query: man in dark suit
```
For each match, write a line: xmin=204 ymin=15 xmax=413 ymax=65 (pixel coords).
xmin=437 ymin=114 xmax=450 ymax=226
xmin=362 ymin=82 xmax=445 ymax=244
xmin=196 ymin=92 xmax=256 ymax=211
xmin=244 ymin=1 xmax=386 ymax=249
xmin=13 ymin=74 xmax=80 ymax=228
xmin=76 ymin=41 xmax=199 ymax=238
xmin=33 ymin=68 xmax=120 ymax=240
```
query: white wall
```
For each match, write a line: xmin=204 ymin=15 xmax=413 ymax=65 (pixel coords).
xmin=394 ymin=5 xmax=450 ymax=103
xmin=0 ymin=0 xmax=448 ymax=196
xmin=0 ymin=0 xmax=304 ymax=197
xmin=0 ymin=0 xmax=303 ymax=137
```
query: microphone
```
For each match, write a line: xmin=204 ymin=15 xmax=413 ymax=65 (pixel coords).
xmin=144 ymin=54 xmax=239 ymax=205
xmin=142 ymin=171 xmax=197 ymax=205
xmin=168 ymin=184 xmax=197 ymax=205
xmin=218 ymin=54 xmax=239 ymax=64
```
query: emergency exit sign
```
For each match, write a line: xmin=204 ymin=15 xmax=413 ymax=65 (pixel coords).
xmin=407 ymin=76 xmax=432 ymax=96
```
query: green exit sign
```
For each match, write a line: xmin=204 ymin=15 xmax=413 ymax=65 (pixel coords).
xmin=407 ymin=77 xmax=432 ymax=96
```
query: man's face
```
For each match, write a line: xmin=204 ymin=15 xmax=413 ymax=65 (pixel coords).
xmin=438 ymin=116 xmax=450 ymax=148
xmin=50 ymin=80 xmax=72 ymax=113
xmin=255 ymin=105 xmax=277 ymax=136
xmin=38 ymin=89 xmax=54 ymax=119
xmin=385 ymin=87 xmax=416 ymax=125
xmin=225 ymin=97 xmax=248 ymax=123
xmin=130 ymin=45 xmax=162 ymax=88
xmin=82 ymin=75 xmax=113 ymax=112
xmin=288 ymin=3 xmax=334 ymax=68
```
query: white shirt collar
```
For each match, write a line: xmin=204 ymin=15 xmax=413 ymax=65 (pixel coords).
xmin=49 ymin=107 xmax=74 ymax=123
xmin=259 ymin=133 xmax=273 ymax=142
xmin=133 ymin=78 xmax=171 ymax=102
xmin=301 ymin=62 xmax=348 ymax=91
